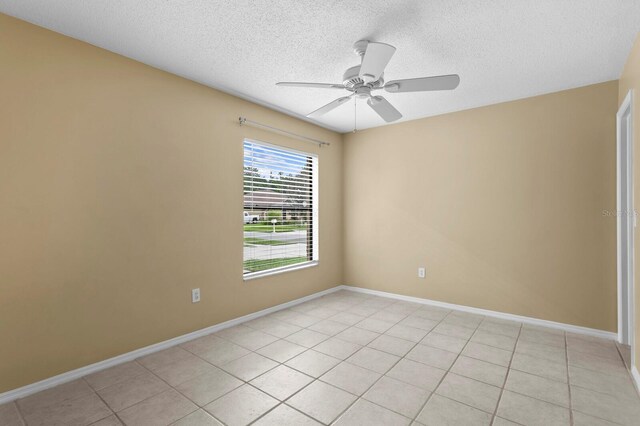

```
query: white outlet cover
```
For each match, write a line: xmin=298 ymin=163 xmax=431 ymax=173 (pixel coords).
xmin=418 ymin=268 xmax=426 ymax=278
xmin=191 ymin=288 xmax=201 ymax=303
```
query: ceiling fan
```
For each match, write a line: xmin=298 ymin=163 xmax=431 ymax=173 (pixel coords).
xmin=276 ymin=40 xmax=460 ymax=123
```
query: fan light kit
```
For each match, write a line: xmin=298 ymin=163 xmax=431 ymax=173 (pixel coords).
xmin=276 ymin=40 xmax=460 ymax=126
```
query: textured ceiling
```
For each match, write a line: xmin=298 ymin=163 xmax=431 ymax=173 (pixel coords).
xmin=1 ymin=0 xmax=639 ymax=132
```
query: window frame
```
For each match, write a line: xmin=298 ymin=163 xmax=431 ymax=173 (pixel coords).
xmin=242 ymin=138 xmax=319 ymax=281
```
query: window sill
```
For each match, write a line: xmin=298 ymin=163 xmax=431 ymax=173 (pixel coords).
xmin=243 ymin=260 xmax=318 ymax=281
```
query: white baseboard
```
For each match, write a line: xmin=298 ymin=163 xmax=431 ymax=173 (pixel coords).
xmin=339 ymin=285 xmax=618 ymax=340
xmin=0 ymin=286 xmax=342 ymax=405
xmin=0 ymin=283 xmax=621 ymax=404
xmin=632 ymin=366 xmax=640 ymax=395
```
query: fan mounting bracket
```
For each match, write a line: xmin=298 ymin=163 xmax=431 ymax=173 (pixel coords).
xmin=353 ymin=40 xmax=368 ymax=57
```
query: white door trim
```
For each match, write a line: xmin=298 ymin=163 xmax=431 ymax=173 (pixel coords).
xmin=617 ymin=89 xmax=635 ymax=365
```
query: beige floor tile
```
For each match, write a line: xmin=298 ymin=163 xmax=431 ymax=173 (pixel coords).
xmin=256 ymin=339 xmax=306 ymax=363
xmin=118 ymin=389 xmax=197 ymax=426
xmin=497 ymin=390 xmax=570 ymax=426
xmin=306 ymin=307 xmax=340 ymax=319
xmin=356 ymin=317 xmax=396 ymax=333
xmin=477 ymin=321 xmax=520 ymax=338
xmin=85 ymin=362 xmax=147 ymax=391
xmin=515 ymin=340 xmax=566 ymax=364
xmin=441 ymin=313 xmax=483 ymax=330
xmin=368 ymin=335 xmax=415 ymax=357
xmin=0 ymin=402 xmax=23 ymax=426
xmin=519 ymin=329 xmax=565 ymax=348
xmin=97 ymin=370 xmax=169 ymax=412
xmin=569 ymin=364 xmax=637 ymax=397
xmin=470 ymin=330 xmax=516 ymax=351
xmin=17 ymin=379 xmax=94 ymax=413
xmin=250 ymin=365 xmax=313 ymax=401
xmin=420 ymin=332 xmax=467 ymax=354
xmin=450 ymin=356 xmax=507 ymax=387
xmin=568 ymin=351 xmax=629 ymax=378
xmin=491 ymin=417 xmax=520 ymax=426
xmin=281 ymin=312 xmax=323 ymax=328
xmin=181 ymin=336 xmax=250 ymax=367
xmin=329 ymin=312 xmax=367 ymax=326
xmin=364 ymin=376 xmax=430 ymax=418
xmin=221 ymin=352 xmax=278 ymax=382
xmin=521 ymin=324 xmax=565 ymax=335
xmin=313 ymin=337 xmax=361 ymax=360
xmin=505 ymin=370 xmax=569 ymax=407
xmin=413 ymin=307 xmax=450 ymax=321
xmin=571 ymin=385 xmax=640 ymax=425
xmin=347 ymin=347 xmax=400 ymax=374
xmin=416 ymin=394 xmax=492 ymax=426
xmin=285 ymin=350 xmax=341 ymax=377
xmin=432 ymin=323 xmax=475 ymax=340
xmin=22 ymin=393 xmax=112 ymax=426
xmin=308 ymin=319 xmax=350 ymax=336
xmin=406 ymin=344 xmax=458 ymax=370
xmin=567 ymin=336 xmax=620 ymax=360
xmin=252 ymin=404 xmax=320 ymax=425
xmin=462 ymin=342 xmax=512 ymax=367
xmin=334 ymin=399 xmax=410 ymax=426
xmin=510 ymin=352 xmax=567 ymax=383
xmin=350 ymin=305 xmax=380 ymax=317
xmin=435 ymin=373 xmax=501 ymax=413
xmin=386 ymin=359 xmax=446 ymax=391
xmin=204 ymin=385 xmax=277 ymax=426
xmin=370 ymin=310 xmax=407 ymax=323
xmin=385 ymin=301 xmax=421 ymax=314
xmin=153 ymin=355 xmax=218 ymax=387
xmin=385 ymin=324 xmax=429 ymax=342
xmin=285 ymin=329 xmax=330 ymax=348
xmin=215 ymin=325 xmax=254 ymax=341
xmin=287 ymin=381 xmax=357 ymax=424
xmin=572 ymin=410 xmax=619 ymax=426
xmin=138 ymin=347 xmax=194 ymax=371
xmin=334 ymin=327 xmax=381 ymax=346
xmin=91 ymin=415 xmax=123 ymax=425
xmin=245 ymin=318 xmax=302 ymax=339
xmin=174 ymin=368 xmax=243 ymax=406
xmin=398 ymin=316 xmax=439 ymax=331
xmin=223 ymin=329 xmax=279 ymax=351
xmin=320 ymin=361 xmax=381 ymax=395
xmin=171 ymin=409 xmax=222 ymax=425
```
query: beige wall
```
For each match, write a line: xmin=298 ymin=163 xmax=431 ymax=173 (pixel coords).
xmin=619 ymin=32 xmax=640 ymax=370
xmin=0 ymin=14 xmax=343 ymax=393
xmin=343 ymin=81 xmax=618 ymax=332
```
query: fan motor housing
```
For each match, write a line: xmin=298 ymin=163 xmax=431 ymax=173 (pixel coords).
xmin=342 ymin=65 xmax=383 ymax=92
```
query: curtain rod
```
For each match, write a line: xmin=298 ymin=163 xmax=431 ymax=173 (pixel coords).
xmin=238 ymin=117 xmax=330 ymax=147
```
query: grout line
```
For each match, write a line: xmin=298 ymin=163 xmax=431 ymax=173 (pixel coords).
xmin=12 ymin=400 xmax=27 ymax=426
xmin=489 ymin=321 xmax=523 ymax=425
xmin=10 ymin=290 xmax=632 ymax=426
xmin=408 ymin=310 xmax=486 ymax=424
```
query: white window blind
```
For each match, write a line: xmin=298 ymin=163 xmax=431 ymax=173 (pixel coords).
xmin=243 ymin=140 xmax=318 ymax=278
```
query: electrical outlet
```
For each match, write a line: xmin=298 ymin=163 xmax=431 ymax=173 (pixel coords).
xmin=418 ymin=267 xmax=426 ymax=278
xmin=191 ymin=288 xmax=201 ymax=303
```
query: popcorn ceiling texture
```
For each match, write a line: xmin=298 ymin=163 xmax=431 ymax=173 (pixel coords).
xmin=0 ymin=0 xmax=638 ymax=132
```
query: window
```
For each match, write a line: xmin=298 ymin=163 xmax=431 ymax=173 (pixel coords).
xmin=243 ymin=139 xmax=318 ymax=278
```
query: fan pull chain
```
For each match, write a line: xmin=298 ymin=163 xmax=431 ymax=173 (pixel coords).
xmin=353 ymin=97 xmax=357 ymax=133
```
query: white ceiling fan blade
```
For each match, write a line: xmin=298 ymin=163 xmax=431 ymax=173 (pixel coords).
xmin=367 ymin=96 xmax=402 ymax=122
xmin=359 ymin=42 xmax=396 ymax=82
xmin=307 ymin=96 xmax=352 ymax=118
xmin=384 ymin=74 xmax=460 ymax=93
xmin=276 ymin=82 xmax=345 ymax=89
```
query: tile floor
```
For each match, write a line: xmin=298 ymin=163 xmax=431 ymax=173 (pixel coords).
xmin=2 ymin=290 xmax=640 ymax=426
